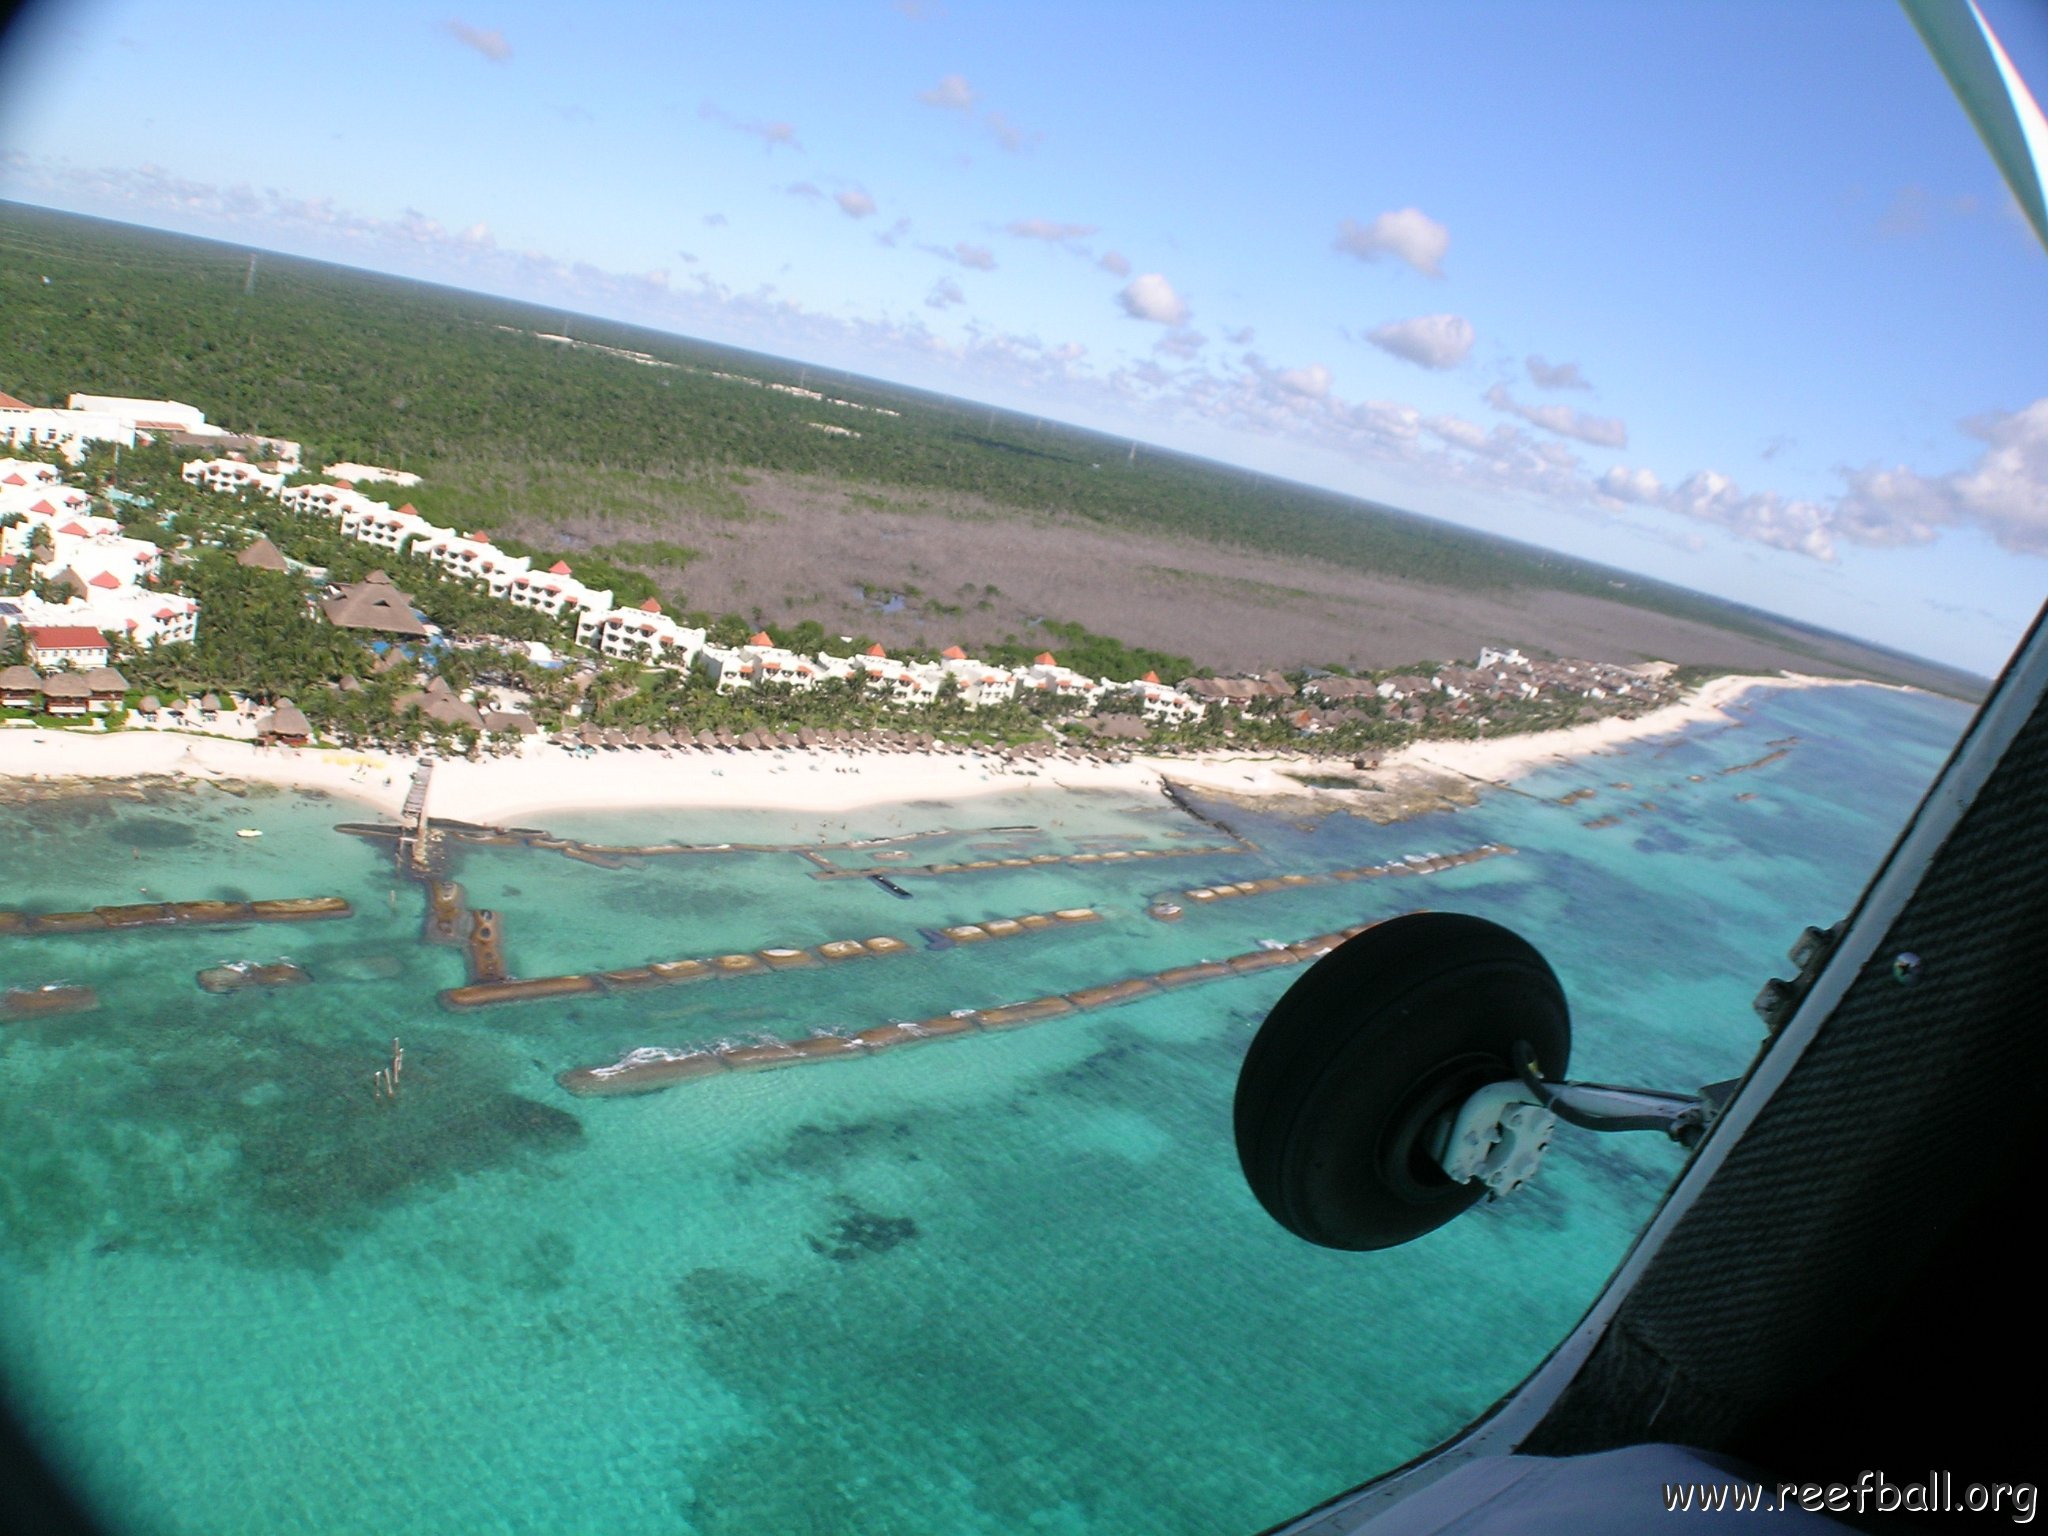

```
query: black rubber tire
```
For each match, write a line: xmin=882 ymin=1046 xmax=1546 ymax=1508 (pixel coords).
xmin=1234 ymin=912 xmax=1571 ymax=1251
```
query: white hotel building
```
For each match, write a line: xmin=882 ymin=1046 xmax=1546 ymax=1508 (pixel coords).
xmin=1123 ymin=670 xmax=1207 ymax=725
xmin=183 ymin=458 xmax=286 ymax=497
xmin=579 ymin=599 xmax=707 ymax=666
xmin=698 ymin=631 xmax=831 ymax=693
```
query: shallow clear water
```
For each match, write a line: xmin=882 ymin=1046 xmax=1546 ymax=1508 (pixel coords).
xmin=0 ymin=683 xmax=1972 ymax=1536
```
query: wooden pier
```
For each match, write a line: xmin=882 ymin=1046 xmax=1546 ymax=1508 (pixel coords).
xmin=394 ymin=761 xmax=434 ymax=876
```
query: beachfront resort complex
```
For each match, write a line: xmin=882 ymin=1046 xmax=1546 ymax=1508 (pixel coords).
xmin=0 ymin=382 xmax=1684 ymax=759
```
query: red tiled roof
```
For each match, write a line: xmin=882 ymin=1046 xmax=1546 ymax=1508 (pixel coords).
xmin=466 ymin=531 xmax=488 ymax=542
xmin=549 ymin=560 xmax=572 ymax=575
xmin=398 ymin=503 xmax=418 ymax=515
xmin=1142 ymin=671 xmax=1159 ymax=684
xmin=2 ymin=473 xmax=24 ymax=486
xmin=0 ymin=390 xmax=33 ymax=410
xmin=89 ymin=571 xmax=120 ymax=589
xmin=27 ymin=626 xmax=108 ymax=649
xmin=748 ymin=631 xmax=774 ymax=647
xmin=31 ymin=499 xmax=57 ymax=515
xmin=1034 ymin=651 xmax=1057 ymax=665
xmin=58 ymin=521 xmax=89 ymax=537
xmin=640 ymin=597 xmax=661 ymax=612
xmin=865 ymin=643 xmax=887 ymax=657
xmin=942 ymin=645 xmax=966 ymax=660
xmin=156 ymin=607 xmax=176 ymax=620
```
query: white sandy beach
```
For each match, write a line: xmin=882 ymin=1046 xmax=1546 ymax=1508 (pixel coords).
xmin=0 ymin=671 xmax=1884 ymax=826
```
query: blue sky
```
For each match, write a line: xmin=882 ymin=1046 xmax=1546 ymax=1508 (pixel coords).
xmin=2 ymin=0 xmax=2044 ymax=675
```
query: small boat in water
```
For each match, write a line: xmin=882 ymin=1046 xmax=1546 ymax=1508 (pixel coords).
xmin=869 ymin=874 xmax=914 ymax=899
xmin=235 ymin=829 xmax=262 ymax=839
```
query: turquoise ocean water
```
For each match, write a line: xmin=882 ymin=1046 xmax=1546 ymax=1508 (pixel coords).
xmin=0 ymin=682 xmax=1972 ymax=1536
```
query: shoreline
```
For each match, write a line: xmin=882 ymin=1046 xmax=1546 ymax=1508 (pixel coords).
xmin=0 ymin=671 xmax=1889 ymax=828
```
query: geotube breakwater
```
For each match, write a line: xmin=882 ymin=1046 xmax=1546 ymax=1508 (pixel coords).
xmin=558 ymin=920 xmax=1384 ymax=1097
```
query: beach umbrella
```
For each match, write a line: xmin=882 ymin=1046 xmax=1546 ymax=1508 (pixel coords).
xmin=779 ymin=731 xmax=801 ymax=751
xmin=603 ymin=728 xmax=628 ymax=749
xmin=578 ymin=723 xmax=604 ymax=746
xmin=651 ymin=729 xmax=675 ymax=750
xmin=798 ymin=728 xmax=819 ymax=748
xmin=714 ymin=730 xmax=735 ymax=750
xmin=696 ymin=729 xmax=719 ymax=751
xmin=629 ymin=725 xmax=653 ymax=748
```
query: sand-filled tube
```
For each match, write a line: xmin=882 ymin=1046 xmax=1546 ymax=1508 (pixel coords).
xmin=2 ymin=984 xmax=99 ymax=1020
xmin=442 ymin=974 xmax=602 ymax=1010
xmin=250 ymin=897 xmax=353 ymax=921
xmin=198 ymin=961 xmax=313 ymax=993
xmin=559 ymin=1047 xmax=729 ymax=1096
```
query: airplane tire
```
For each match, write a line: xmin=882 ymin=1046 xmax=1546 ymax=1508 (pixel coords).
xmin=1234 ymin=911 xmax=1571 ymax=1251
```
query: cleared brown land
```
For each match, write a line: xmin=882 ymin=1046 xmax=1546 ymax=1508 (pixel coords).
xmin=523 ymin=472 xmax=1974 ymax=691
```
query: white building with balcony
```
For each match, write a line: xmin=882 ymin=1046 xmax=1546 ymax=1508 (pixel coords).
xmin=1014 ymin=651 xmax=1106 ymax=708
xmin=939 ymin=645 xmax=1019 ymax=709
xmin=578 ymin=599 xmax=707 ymax=667
xmin=502 ymin=560 xmax=613 ymax=623
xmin=1124 ymin=671 xmax=1207 ymax=725
xmin=698 ymin=631 xmax=827 ymax=693
xmin=183 ymin=458 xmax=286 ymax=497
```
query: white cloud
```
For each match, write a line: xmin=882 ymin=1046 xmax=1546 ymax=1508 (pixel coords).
xmin=1834 ymin=399 xmax=2048 ymax=554
xmin=952 ymin=242 xmax=995 ymax=269
xmin=784 ymin=181 xmax=824 ymax=202
xmin=1526 ymin=355 xmax=1591 ymax=391
xmin=1116 ymin=273 xmax=1190 ymax=326
xmin=986 ymin=110 xmax=1039 ymax=153
xmin=1366 ymin=313 xmax=1474 ymax=370
xmin=926 ymin=277 xmax=965 ymax=310
xmin=459 ymin=221 xmax=493 ymax=247
xmin=703 ymin=212 xmax=728 ymax=227
xmin=1098 ymin=250 xmax=1131 ymax=277
xmin=918 ymin=74 xmax=976 ymax=110
xmin=1484 ymin=383 xmax=1627 ymax=448
xmin=1007 ymin=218 xmax=1096 ymax=243
xmin=445 ymin=20 xmax=511 ymax=62
xmin=1334 ymin=207 xmax=1449 ymax=277
xmin=1274 ymin=362 xmax=1332 ymax=399
xmin=1596 ymin=465 xmax=1663 ymax=504
xmin=1155 ymin=329 xmax=1207 ymax=360
xmin=835 ymin=188 xmax=877 ymax=219
xmin=1224 ymin=325 xmax=1255 ymax=346
xmin=699 ymin=101 xmax=800 ymax=152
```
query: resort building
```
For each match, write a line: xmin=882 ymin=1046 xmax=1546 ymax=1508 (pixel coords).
xmin=0 ymin=459 xmax=62 ymax=490
xmin=414 ymin=526 xmax=533 ymax=594
xmin=821 ymin=643 xmax=943 ymax=706
xmin=576 ymin=598 xmax=706 ymax=667
xmin=319 ymin=571 xmax=431 ymax=638
xmin=322 ymin=462 xmax=421 ymax=488
xmin=697 ymin=632 xmax=826 ymax=693
xmin=0 ymin=664 xmax=42 ymax=709
xmin=67 ymin=395 xmax=212 ymax=433
xmin=339 ymin=502 xmax=439 ymax=557
xmin=1123 ymin=671 xmax=1208 ymax=725
xmin=24 ymin=624 xmax=111 ymax=669
xmin=236 ymin=536 xmax=289 ymax=572
xmin=502 ymin=561 xmax=614 ymax=623
xmin=182 ymin=458 xmax=286 ymax=496
xmin=281 ymin=482 xmax=386 ymax=521
xmin=939 ymin=645 xmax=1019 ymax=709
xmin=39 ymin=673 xmax=91 ymax=716
xmin=0 ymin=400 xmax=136 ymax=462
xmin=1013 ymin=652 xmax=1107 ymax=708
xmin=8 ymin=588 xmax=200 ymax=650
xmin=256 ymin=700 xmax=312 ymax=746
